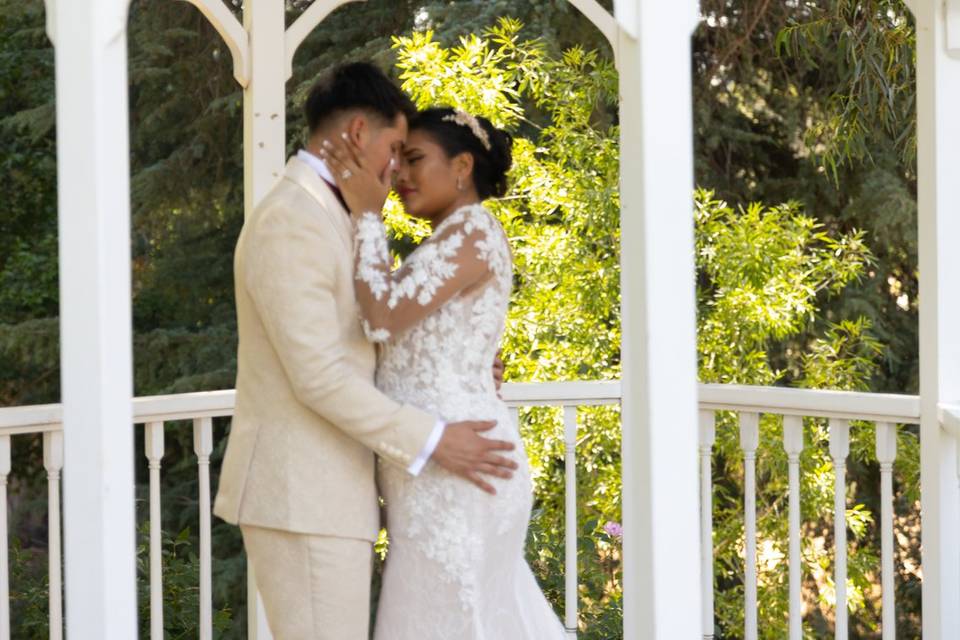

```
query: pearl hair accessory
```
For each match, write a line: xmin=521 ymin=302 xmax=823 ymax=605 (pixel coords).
xmin=442 ymin=110 xmax=492 ymax=151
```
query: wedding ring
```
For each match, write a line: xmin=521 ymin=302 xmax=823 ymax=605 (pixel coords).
xmin=341 ymin=169 xmax=353 ymax=180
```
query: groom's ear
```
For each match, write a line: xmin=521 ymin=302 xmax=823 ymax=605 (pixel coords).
xmin=344 ymin=114 xmax=367 ymax=148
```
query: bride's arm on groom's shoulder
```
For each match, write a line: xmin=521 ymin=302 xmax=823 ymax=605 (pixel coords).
xmin=351 ymin=212 xmax=497 ymax=343
xmin=319 ymin=133 xmax=507 ymax=344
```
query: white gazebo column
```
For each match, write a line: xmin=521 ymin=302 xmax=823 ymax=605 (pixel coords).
xmin=235 ymin=0 xmax=286 ymax=632
xmin=185 ymin=3 xmax=364 ymax=636
xmin=45 ymin=0 xmax=138 ymax=637
xmin=243 ymin=0 xmax=286 ymax=214
xmin=910 ymin=0 xmax=960 ymax=637
xmin=615 ymin=1 xmax=703 ymax=638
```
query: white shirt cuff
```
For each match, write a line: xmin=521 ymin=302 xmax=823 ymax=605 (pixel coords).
xmin=407 ymin=419 xmax=446 ymax=476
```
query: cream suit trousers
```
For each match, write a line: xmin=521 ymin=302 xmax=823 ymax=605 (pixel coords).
xmin=241 ymin=525 xmax=373 ymax=640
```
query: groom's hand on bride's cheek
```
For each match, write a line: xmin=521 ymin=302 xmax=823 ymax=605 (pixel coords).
xmin=432 ymin=420 xmax=519 ymax=495
xmin=319 ymin=135 xmax=389 ymax=214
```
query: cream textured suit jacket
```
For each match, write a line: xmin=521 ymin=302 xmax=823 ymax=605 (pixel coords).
xmin=213 ymin=157 xmax=436 ymax=541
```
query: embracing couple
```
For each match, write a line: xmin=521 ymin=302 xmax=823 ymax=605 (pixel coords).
xmin=213 ymin=62 xmax=565 ymax=639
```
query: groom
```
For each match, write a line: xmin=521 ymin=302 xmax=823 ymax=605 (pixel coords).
xmin=213 ymin=62 xmax=518 ymax=639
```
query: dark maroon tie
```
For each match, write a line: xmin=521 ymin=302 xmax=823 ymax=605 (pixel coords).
xmin=321 ymin=177 xmax=350 ymax=215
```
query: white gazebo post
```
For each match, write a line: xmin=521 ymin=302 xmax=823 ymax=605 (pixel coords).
xmin=614 ymin=1 xmax=703 ymax=638
xmin=241 ymin=7 xmax=282 ymax=630
xmin=243 ymin=0 xmax=285 ymax=216
xmin=177 ymin=0 xmax=275 ymax=634
xmin=44 ymin=0 xmax=138 ymax=637
xmin=183 ymin=2 xmax=369 ymax=636
xmin=910 ymin=0 xmax=960 ymax=637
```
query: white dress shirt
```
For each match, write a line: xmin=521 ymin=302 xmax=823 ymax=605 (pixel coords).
xmin=297 ymin=148 xmax=338 ymax=185
xmin=297 ymin=149 xmax=446 ymax=475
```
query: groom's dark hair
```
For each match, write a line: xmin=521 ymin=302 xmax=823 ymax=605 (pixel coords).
xmin=304 ymin=62 xmax=417 ymax=134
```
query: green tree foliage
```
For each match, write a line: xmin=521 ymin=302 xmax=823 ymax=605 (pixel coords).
xmin=696 ymin=193 xmax=871 ymax=385
xmin=694 ymin=0 xmax=918 ymax=396
xmin=0 ymin=1 xmax=57 ymax=327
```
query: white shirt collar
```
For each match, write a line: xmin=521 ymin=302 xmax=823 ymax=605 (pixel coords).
xmin=297 ymin=149 xmax=337 ymax=186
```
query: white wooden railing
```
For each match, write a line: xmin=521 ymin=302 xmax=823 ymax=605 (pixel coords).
xmin=698 ymin=384 xmax=921 ymax=640
xmin=0 ymin=382 xmax=619 ymax=639
xmin=0 ymin=389 xmax=239 ymax=640
xmin=0 ymin=381 xmax=955 ymax=638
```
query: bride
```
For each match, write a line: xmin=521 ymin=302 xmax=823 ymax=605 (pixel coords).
xmin=320 ymin=107 xmax=566 ymax=639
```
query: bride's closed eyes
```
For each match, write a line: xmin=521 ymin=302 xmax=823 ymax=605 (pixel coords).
xmin=403 ymin=150 xmax=425 ymax=165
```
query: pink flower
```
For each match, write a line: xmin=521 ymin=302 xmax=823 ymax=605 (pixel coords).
xmin=604 ymin=521 xmax=623 ymax=540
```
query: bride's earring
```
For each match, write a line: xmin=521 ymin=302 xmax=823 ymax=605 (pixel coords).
xmin=457 ymin=175 xmax=464 ymax=191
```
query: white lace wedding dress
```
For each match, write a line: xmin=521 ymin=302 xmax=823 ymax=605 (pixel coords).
xmin=350 ymin=203 xmax=566 ymax=640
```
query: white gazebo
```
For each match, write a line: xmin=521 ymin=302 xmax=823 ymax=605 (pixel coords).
xmin=0 ymin=0 xmax=958 ymax=638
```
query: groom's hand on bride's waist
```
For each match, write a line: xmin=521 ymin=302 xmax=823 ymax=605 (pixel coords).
xmin=432 ymin=421 xmax=518 ymax=495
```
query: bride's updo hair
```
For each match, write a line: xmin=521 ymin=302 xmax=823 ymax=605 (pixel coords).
xmin=410 ymin=107 xmax=513 ymax=200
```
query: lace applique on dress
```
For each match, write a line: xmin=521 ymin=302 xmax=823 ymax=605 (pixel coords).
xmin=351 ymin=204 xmax=512 ymax=344
xmin=386 ymin=232 xmax=464 ymax=309
xmin=354 ymin=212 xmax=391 ymax=301
xmin=397 ymin=476 xmax=483 ymax=612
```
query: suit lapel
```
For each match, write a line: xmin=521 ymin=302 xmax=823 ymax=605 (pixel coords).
xmin=284 ymin=157 xmax=354 ymax=253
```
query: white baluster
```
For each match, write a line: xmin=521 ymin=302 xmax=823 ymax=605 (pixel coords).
xmin=510 ymin=407 xmax=520 ymax=432
xmin=145 ymin=422 xmax=165 ymax=640
xmin=875 ymin=422 xmax=897 ymax=640
xmin=0 ymin=435 xmax=10 ymax=640
xmin=740 ymin=412 xmax=760 ymax=640
xmin=698 ymin=410 xmax=716 ymax=640
xmin=830 ymin=419 xmax=850 ymax=639
xmin=43 ymin=431 xmax=64 ymax=640
xmin=782 ymin=415 xmax=804 ymax=640
xmin=563 ymin=406 xmax=578 ymax=638
xmin=194 ymin=417 xmax=214 ymax=640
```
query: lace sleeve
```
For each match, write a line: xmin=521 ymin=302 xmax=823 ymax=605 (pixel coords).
xmin=352 ymin=206 xmax=509 ymax=343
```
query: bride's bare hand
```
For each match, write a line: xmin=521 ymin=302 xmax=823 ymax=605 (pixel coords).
xmin=318 ymin=133 xmax=390 ymax=215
